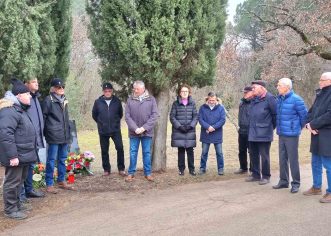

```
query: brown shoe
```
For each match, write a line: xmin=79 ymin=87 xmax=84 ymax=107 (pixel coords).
xmin=320 ymin=193 xmax=331 ymax=203
xmin=119 ymin=171 xmax=127 ymax=177
xmin=46 ymin=186 xmax=58 ymax=194
xmin=303 ymin=187 xmax=322 ymax=196
xmin=58 ymin=182 xmax=75 ymax=191
xmin=125 ymin=175 xmax=134 ymax=182
xmin=145 ymin=175 xmax=154 ymax=182
xmin=103 ymin=171 xmax=110 ymax=176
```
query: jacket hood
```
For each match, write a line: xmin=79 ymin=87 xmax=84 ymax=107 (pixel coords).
xmin=0 ymin=91 xmax=19 ymax=110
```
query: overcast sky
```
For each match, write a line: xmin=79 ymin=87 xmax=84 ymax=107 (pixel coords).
xmin=227 ymin=0 xmax=245 ymax=23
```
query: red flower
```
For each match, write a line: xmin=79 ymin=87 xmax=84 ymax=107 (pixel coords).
xmin=84 ymin=161 xmax=90 ymax=167
xmin=66 ymin=165 xmax=72 ymax=171
xmin=76 ymin=164 xmax=82 ymax=169
xmin=69 ymin=159 xmax=75 ymax=164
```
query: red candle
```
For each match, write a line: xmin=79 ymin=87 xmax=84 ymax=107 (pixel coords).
xmin=68 ymin=172 xmax=75 ymax=184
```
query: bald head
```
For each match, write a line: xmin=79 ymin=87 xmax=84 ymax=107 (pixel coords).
xmin=319 ymin=72 xmax=331 ymax=89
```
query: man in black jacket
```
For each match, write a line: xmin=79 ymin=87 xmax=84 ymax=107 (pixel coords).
xmin=235 ymin=86 xmax=254 ymax=174
xmin=0 ymin=79 xmax=37 ymax=220
xmin=19 ymin=78 xmax=45 ymax=201
xmin=92 ymin=82 xmax=126 ymax=176
xmin=42 ymin=78 xmax=73 ymax=194
xmin=304 ymin=72 xmax=331 ymax=203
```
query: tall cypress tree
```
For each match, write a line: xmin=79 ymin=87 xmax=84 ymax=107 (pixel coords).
xmin=87 ymin=0 xmax=227 ymax=170
xmin=0 ymin=0 xmax=72 ymax=96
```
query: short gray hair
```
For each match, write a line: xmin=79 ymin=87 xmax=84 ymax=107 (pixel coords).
xmin=321 ymin=72 xmax=331 ymax=80
xmin=278 ymin=78 xmax=292 ymax=89
xmin=133 ymin=80 xmax=145 ymax=88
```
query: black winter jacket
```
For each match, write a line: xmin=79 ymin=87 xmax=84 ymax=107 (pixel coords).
xmin=92 ymin=95 xmax=123 ymax=135
xmin=307 ymin=85 xmax=331 ymax=156
xmin=0 ymin=92 xmax=37 ymax=166
xmin=42 ymin=93 xmax=71 ymax=144
xmin=170 ymin=96 xmax=198 ymax=148
xmin=238 ymin=98 xmax=251 ymax=135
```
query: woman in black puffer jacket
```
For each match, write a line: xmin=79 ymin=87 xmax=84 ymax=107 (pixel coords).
xmin=170 ymin=84 xmax=198 ymax=176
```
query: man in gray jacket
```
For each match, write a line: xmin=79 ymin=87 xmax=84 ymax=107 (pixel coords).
xmin=125 ymin=81 xmax=159 ymax=182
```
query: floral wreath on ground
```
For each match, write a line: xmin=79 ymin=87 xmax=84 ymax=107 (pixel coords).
xmin=32 ymin=151 xmax=95 ymax=188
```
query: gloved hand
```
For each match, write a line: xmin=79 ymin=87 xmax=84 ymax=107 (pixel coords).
xmin=178 ymin=125 xmax=187 ymax=133
xmin=185 ymin=125 xmax=193 ymax=131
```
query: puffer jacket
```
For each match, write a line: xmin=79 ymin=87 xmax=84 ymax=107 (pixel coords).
xmin=42 ymin=92 xmax=71 ymax=144
xmin=170 ymin=96 xmax=198 ymax=148
xmin=276 ymin=90 xmax=307 ymax=136
xmin=0 ymin=91 xmax=37 ymax=166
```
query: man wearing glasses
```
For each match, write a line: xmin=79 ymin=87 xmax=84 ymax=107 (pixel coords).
xmin=92 ymin=82 xmax=126 ymax=177
xmin=42 ymin=78 xmax=74 ymax=193
xmin=304 ymin=72 xmax=331 ymax=203
xmin=246 ymin=80 xmax=277 ymax=185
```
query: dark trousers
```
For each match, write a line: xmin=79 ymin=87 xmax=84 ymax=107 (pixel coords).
xmin=19 ymin=163 xmax=34 ymax=200
xmin=99 ymin=132 xmax=125 ymax=172
xmin=278 ymin=136 xmax=300 ymax=187
xmin=238 ymin=133 xmax=251 ymax=171
xmin=3 ymin=165 xmax=29 ymax=214
xmin=250 ymin=141 xmax=271 ymax=179
xmin=178 ymin=147 xmax=195 ymax=171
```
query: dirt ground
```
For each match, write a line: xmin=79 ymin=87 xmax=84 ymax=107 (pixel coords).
xmin=0 ymin=124 xmax=312 ymax=232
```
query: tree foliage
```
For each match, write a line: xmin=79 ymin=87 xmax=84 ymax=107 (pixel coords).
xmin=0 ymin=0 xmax=72 ymax=96
xmin=87 ymin=0 xmax=227 ymax=98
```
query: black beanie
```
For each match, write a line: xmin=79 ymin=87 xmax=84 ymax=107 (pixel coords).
xmin=11 ymin=78 xmax=30 ymax=95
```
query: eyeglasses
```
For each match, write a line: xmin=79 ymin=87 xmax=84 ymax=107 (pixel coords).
xmin=55 ymin=86 xmax=65 ymax=89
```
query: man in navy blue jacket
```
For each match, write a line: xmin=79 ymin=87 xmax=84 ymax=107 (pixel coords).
xmin=198 ymin=92 xmax=226 ymax=175
xmin=246 ymin=80 xmax=277 ymax=185
xmin=273 ymin=78 xmax=307 ymax=193
xmin=92 ymin=82 xmax=126 ymax=177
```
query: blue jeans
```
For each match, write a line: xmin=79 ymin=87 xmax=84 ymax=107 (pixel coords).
xmin=128 ymin=137 xmax=152 ymax=176
xmin=312 ymin=153 xmax=331 ymax=193
xmin=200 ymin=143 xmax=224 ymax=171
xmin=20 ymin=163 xmax=34 ymax=200
xmin=46 ymin=144 xmax=68 ymax=186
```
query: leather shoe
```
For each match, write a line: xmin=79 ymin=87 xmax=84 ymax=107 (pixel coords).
xmin=5 ymin=211 xmax=27 ymax=220
xmin=145 ymin=175 xmax=154 ymax=182
xmin=178 ymin=170 xmax=185 ymax=176
xmin=118 ymin=170 xmax=127 ymax=177
xmin=290 ymin=186 xmax=299 ymax=193
xmin=46 ymin=186 xmax=58 ymax=194
xmin=26 ymin=189 xmax=45 ymax=198
xmin=272 ymin=183 xmax=289 ymax=189
xmin=58 ymin=182 xmax=75 ymax=191
xmin=189 ymin=170 xmax=197 ymax=176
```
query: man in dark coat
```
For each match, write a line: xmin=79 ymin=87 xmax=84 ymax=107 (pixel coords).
xmin=42 ymin=78 xmax=73 ymax=193
xmin=246 ymin=80 xmax=277 ymax=185
xmin=92 ymin=82 xmax=126 ymax=177
xmin=0 ymin=79 xmax=37 ymax=220
xmin=235 ymin=86 xmax=254 ymax=174
xmin=198 ymin=92 xmax=226 ymax=175
xmin=303 ymin=72 xmax=331 ymax=203
xmin=19 ymin=78 xmax=45 ymax=201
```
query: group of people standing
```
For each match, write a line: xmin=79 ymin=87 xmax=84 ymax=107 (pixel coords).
xmin=0 ymin=78 xmax=73 ymax=220
xmin=1 ymin=72 xmax=331 ymax=220
xmin=236 ymin=73 xmax=331 ymax=204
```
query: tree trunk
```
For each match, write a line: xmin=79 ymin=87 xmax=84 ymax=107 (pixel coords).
xmin=152 ymin=89 xmax=171 ymax=172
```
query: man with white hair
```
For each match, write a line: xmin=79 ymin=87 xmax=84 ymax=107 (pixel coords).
xmin=125 ymin=81 xmax=159 ymax=182
xmin=304 ymin=72 xmax=331 ymax=203
xmin=273 ymin=78 xmax=307 ymax=193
